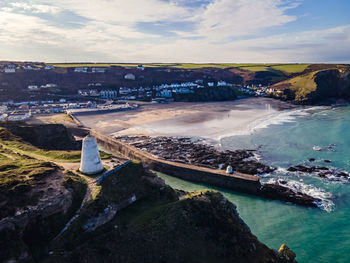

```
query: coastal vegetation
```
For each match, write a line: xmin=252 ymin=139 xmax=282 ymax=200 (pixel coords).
xmin=49 ymin=62 xmax=311 ymax=73
xmin=272 ymin=65 xmax=350 ymax=102
xmin=48 ymin=162 xmax=294 ymax=263
xmin=0 ymin=126 xmax=110 ymax=162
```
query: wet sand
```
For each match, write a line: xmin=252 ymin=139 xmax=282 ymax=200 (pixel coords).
xmin=75 ymin=98 xmax=299 ymax=141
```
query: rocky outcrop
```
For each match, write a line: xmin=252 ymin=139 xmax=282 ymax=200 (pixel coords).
xmin=45 ymin=163 xmax=297 ymax=263
xmin=287 ymin=164 xmax=350 ymax=181
xmin=116 ymin=135 xmax=275 ymax=175
xmin=259 ymin=183 xmax=320 ymax=207
xmin=278 ymin=244 xmax=297 ymax=263
xmin=275 ymin=68 xmax=350 ymax=104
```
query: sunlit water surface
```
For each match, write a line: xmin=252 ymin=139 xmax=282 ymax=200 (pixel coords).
xmin=157 ymin=106 xmax=350 ymax=263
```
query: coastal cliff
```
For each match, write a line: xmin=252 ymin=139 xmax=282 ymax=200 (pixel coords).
xmin=0 ymin=124 xmax=297 ymax=263
xmin=272 ymin=67 xmax=350 ymax=104
xmin=46 ymin=161 xmax=296 ymax=263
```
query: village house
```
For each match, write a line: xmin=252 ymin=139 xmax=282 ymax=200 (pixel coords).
xmin=100 ymin=90 xmax=118 ymax=99
xmin=124 ymin=73 xmax=136 ymax=80
xmin=44 ymin=65 xmax=55 ymax=70
xmin=137 ymin=65 xmax=145 ymax=70
xmin=91 ymin=67 xmax=106 ymax=73
xmin=4 ymin=64 xmax=16 ymax=73
xmin=74 ymin=67 xmax=88 ymax=73
xmin=0 ymin=106 xmax=8 ymax=114
xmin=78 ymin=89 xmax=100 ymax=97
xmin=119 ymin=87 xmax=131 ymax=95
xmin=160 ymin=89 xmax=173 ymax=98
xmin=23 ymin=65 xmax=34 ymax=70
xmin=217 ymin=81 xmax=227 ymax=86
xmin=8 ymin=110 xmax=31 ymax=121
xmin=28 ymin=85 xmax=39 ymax=91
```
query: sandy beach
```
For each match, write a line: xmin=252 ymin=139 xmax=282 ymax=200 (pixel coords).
xmin=75 ymin=98 xmax=300 ymax=142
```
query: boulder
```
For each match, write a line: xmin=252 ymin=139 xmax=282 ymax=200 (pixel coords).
xmin=278 ymin=244 xmax=297 ymax=263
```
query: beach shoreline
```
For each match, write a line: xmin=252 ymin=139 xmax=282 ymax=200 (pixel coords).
xmin=74 ymin=98 xmax=302 ymax=142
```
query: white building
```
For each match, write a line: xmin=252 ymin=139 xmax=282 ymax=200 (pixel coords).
xmin=0 ymin=106 xmax=8 ymax=114
xmin=4 ymin=65 xmax=16 ymax=73
xmin=217 ymin=81 xmax=227 ymax=86
xmin=160 ymin=90 xmax=172 ymax=98
xmin=119 ymin=87 xmax=131 ymax=95
xmin=124 ymin=73 xmax=136 ymax=80
xmin=100 ymin=89 xmax=117 ymax=99
xmin=8 ymin=110 xmax=31 ymax=121
xmin=79 ymin=136 xmax=104 ymax=175
xmin=74 ymin=67 xmax=88 ymax=73
xmin=23 ymin=65 xmax=34 ymax=70
xmin=78 ymin=89 xmax=100 ymax=97
xmin=28 ymin=85 xmax=39 ymax=90
xmin=92 ymin=67 xmax=106 ymax=73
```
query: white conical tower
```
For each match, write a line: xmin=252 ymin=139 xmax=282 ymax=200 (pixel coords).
xmin=79 ymin=136 xmax=104 ymax=175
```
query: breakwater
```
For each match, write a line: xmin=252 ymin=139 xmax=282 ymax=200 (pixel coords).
xmin=89 ymin=130 xmax=261 ymax=194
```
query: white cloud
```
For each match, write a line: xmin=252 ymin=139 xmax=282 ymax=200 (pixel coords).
xmin=193 ymin=0 xmax=298 ymax=41
xmin=0 ymin=0 xmax=349 ymax=63
xmin=8 ymin=2 xmax=61 ymax=14
xmin=47 ymin=0 xmax=193 ymax=24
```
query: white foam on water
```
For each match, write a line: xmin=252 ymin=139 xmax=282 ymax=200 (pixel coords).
xmin=247 ymin=108 xmax=310 ymax=134
xmin=266 ymin=178 xmax=334 ymax=212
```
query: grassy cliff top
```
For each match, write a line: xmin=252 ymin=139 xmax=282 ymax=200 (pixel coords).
xmin=49 ymin=62 xmax=312 ymax=73
xmin=272 ymin=65 xmax=350 ymax=101
xmin=47 ymin=162 xmax=286 ymax=263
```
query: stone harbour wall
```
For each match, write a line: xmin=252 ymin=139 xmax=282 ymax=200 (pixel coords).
xmin=90 ymin=130 xmax=261 ymax=194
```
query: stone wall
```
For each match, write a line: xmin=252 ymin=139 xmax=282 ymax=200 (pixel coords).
xmin=90 ymin=130 xmax=261 ymax=194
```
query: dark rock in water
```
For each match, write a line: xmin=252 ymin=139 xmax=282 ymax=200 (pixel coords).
xmin=308 ymin=158 xmax=315 ymax=162
xmin=259 ymin=184 xmax=320 ymax=207
xmin=288 ymin=165 xmax=316 ymax=173
xmin=278 ymin=244 xmax=297 ymax=263
xmin=324 ymin=160 xmax=331 ymax=163
xmin=287 ymin=164 xmax=349 ymax=180
xmin=117 ymin=135 xmax=275 ymax=175
xmin=287 ymin=167 xmax=298 ymax=172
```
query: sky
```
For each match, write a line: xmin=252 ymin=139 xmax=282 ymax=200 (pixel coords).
xmin=0 ymin=0 xmax=349 ymax=63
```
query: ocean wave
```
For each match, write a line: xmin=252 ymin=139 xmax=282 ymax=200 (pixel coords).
xmin=266 ymin=178 xmax=334 ymax=212
xmin=312 ymin=144 xmax=336 ymax=152
xmin=248 ymin=108 xmax=310 ymax=133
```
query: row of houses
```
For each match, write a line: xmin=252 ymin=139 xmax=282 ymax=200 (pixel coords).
xmin=28 ymin=83 xmax=58 ymax=91
xmin=1 ymin=63 xmax=54 ymax=73
xmin=78 ymin=80 xmax=233 ymax=100
xmin=74 ymin=67 xmax=106 ymax=73
xmin=238 ymin=84 xmax=283 ymax=97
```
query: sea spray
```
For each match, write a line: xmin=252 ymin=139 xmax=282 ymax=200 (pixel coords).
xmin=265 ymin=178 xmax=334 ymax=212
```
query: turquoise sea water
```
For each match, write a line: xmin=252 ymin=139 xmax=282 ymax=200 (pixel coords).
xmin=158 ymin=106 xmax=350 ymax=263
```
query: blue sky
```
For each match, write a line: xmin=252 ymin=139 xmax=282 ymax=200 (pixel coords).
xmin=0 ymin=0 xmax=349 ymax=62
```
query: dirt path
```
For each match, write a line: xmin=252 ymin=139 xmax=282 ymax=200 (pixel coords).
xmin=53 ymin=171 xmax=101 ymax=240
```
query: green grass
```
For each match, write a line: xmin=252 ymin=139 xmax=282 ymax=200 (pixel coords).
xmin=272 ymin=71 xmax=321 ymax=100
xmin=0 ymin=127 xmax=111 ymax=163
xmin=238 ymin=65 xmax=271 ymax=71
xmin=49 ymin=63 xmax=161 ymax=68
xmin=0 ymin=147 xmax=57 ymax=218
xmin=288 ymin=72 xmax=318 ymax=100
xmin=270 ymin=64 xmax=310 ymax=73
xmin=0 ymin=127 xmax=81 ymax=162
xmin=47 ymin=62 xmax=316 ymax=74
